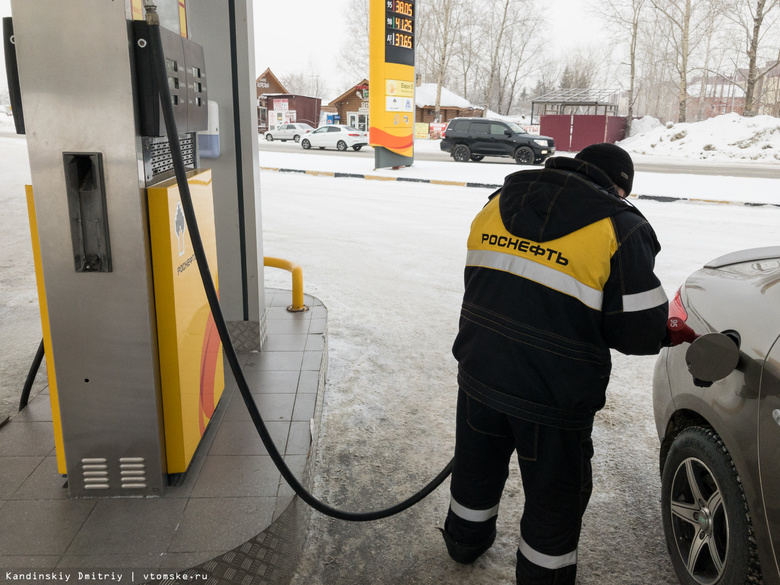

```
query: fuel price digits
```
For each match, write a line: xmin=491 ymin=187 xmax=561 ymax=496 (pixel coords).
xmin=386 ymin=0 xmax=414 ymax=17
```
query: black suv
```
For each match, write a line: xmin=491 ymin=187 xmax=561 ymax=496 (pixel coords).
xmin=440 ymin=117 xmax=555 ymax=165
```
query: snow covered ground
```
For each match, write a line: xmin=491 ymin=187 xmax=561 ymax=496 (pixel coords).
xmin=256 ymin=168 xmax=778 ymax=585
xmin=252 ymin=115 xmax=780 ymax=584
xmin=1 ymin=113 xmax=779 ymax=583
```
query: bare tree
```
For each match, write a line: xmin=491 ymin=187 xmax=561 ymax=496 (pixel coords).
xmin=481 ymin=0 xmax=516 ymax=115
xmin=494 ymin=10 xmax=543 ymax=115
xmin=597 ymin=0 xmax=646 ymax=134
xmin=724 ymin=0 xmax=780 ymax=115
xmin=650 ymin=0 xmax=720 ymax=122
xmin=631 ymin=9 xmax=678 ymax=121
xmin=280 ymin=67 xmax=328 ymax=99
xmin=452 ymin=4 xmax=481 ymax=103
xmin=418 ymin=0 xmax=463 ymax=121
xmin=559 ymin=53 xmax=600 ymax=90
xmin=337 ymin=0 xmax=371 ymax=84
xmin=481 ymin=0 xmax=541 ymax=115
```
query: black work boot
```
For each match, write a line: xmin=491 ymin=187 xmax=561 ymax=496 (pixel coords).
xmin=438 ymin=524 xmax=496 ymax=564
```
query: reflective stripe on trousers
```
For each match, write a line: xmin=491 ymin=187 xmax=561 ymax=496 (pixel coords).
xmin=450 ymin=496 xmax=499 ymax=523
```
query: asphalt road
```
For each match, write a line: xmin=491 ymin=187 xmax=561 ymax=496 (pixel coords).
xmin=257 ymin=139 xmax=780 ymax=179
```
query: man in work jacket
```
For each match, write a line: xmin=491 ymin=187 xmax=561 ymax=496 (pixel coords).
xmin=440 ymin=143 xmax=669 ymax=585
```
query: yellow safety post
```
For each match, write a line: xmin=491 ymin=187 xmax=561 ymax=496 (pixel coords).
xmin=264 ymin=257 xmax=309 ymax=312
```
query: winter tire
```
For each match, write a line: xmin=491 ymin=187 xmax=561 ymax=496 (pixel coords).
xmin=294 ymin=135 xmax=301 ymax=143
xmin=453 ymin=145 xmax=471 ymax=162
xmin=266 ymin=134 xmax=274 ymax=142
xmin=353 ymin=145 xmax=362 ymax=151
xmin=301 ymin=139 xmax=311 ymax=150
xmin=514 ymin=146 xmax=534 ymax=165
xmin=470 ymin=154 xmax=485 ymax=162
xmin=661 ymin=426 xmax=760 ymax=585
xmin=337 ymin=140 xmax=348 ymax=151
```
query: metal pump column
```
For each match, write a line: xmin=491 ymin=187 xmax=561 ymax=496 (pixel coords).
xmin=12 ymin=0 xmax=173 ymax=497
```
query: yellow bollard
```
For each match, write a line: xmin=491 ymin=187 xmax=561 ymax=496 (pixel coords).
xmin=263 ymin=257 xmax=309 ymax=312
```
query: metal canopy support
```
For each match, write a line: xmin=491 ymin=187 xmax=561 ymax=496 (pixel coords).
xmin=531 ymin=88 xmax=621 ymax=120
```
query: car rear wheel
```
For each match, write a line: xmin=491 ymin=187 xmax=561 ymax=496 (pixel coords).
xmin=265 ymin=134 xmax=274 ymax=142
xmin=514 ymin=146 xmax=534 ymax=165
xmin=353 ymin=145 xmax=362 ymax=151
xmin=470 ymin=154 xmax=485 ymax=162
xmin=337 ymin=140 xmax=348 ymax=151
xmin=661 ymin=426 xmax=760 ymax=585
xmin=453 ymin=145 xmax=471 ymax=162
xmin=294 ymin=135 xmax=301 ymax=143
xmin=301 ymin=139 xmax=311 ymax=150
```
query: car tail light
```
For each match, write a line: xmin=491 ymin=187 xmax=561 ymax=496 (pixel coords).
xmin=667 ymin=287 xmax=688 ymax=331
xmin=348 ymin=133 xmax=360 ymax=137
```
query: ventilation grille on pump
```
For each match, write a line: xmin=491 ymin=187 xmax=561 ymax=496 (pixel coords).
xmin=80 ymin=456 xmax=148 ymax=491
xmin=119 ymin=457 xmax=147 ymax=489
xmin=81 ymin=457 xmax=109 ymax=490
xmin=142 ymin=134 xmax=196 ymax=185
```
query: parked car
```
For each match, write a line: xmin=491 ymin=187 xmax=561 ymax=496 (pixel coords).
xmin=300 ymin=125 xmax=368 ymax=152
xmin=440 ymin=117 xmax=555 ymax=165
xmin=264 ymin=123 xmax=314 ymax=143
xmin=653 ymin=245 xmax=780 ymax=585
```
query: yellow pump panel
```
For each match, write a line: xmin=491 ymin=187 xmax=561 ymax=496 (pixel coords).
xmin=25 ymin=186 xmax=67 ymax=474
xmin=148 ymin=169 xmax=224 ymax=473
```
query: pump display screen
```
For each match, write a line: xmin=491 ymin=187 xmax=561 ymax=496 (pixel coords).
xmin=385 ymin=0 xmax=414 ymax=66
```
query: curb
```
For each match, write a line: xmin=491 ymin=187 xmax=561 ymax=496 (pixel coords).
xmin=260 ymin=166 xmax=780 ymax=208
xmin=262 ymin=166 xmax=502 ymax=191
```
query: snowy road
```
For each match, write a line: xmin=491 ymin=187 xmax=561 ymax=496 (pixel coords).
xmin=258 ymin=138 xmax=780 ymax=179
xmin=257 ymin=170 xmax=780 ymax=585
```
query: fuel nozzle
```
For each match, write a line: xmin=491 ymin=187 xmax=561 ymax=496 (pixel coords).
xmin=666 ymin=316 xmax=699 ymax=346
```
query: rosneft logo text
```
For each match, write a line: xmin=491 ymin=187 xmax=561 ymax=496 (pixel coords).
xmin=480 ymin=233 xmax=569 ymax=266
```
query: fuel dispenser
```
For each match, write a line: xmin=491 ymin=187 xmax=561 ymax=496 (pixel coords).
xmin=7 ymin=0 xmax=260 ymax=497
xmin=9 ymin=0 xmax=453 ymax=520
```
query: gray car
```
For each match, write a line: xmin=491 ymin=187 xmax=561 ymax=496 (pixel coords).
xmin=653 ymin=245 xmax=780 ymax=585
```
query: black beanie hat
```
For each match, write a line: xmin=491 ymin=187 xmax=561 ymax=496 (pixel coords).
xmin=575 ymin=143 xmax=634 ymax=194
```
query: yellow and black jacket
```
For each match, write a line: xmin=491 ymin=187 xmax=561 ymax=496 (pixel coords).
xmin=453 ymin=156 xmax=668 ymax=430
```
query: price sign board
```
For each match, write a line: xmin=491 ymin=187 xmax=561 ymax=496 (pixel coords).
xmin=369 ymin=0 xmax=415 ymax=162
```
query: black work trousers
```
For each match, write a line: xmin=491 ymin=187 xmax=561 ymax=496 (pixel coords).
xmin=446 ymin=390 xmax=594 ymax=585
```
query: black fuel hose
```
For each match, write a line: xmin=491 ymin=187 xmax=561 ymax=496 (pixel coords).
xmin=19 ymin=338 xmax=45 ymax=411
xmin=144 ymin=7 xmax=452 ymax=521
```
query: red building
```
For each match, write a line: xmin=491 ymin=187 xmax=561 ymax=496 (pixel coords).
xmin=256 ymin=68 xmax=322 ymax=132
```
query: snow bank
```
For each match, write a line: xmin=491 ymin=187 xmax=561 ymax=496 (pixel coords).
xmin=628 ymin=116 xmax=663 ymax=136
xmin=620 ymin=112 xmax=780 ymax=162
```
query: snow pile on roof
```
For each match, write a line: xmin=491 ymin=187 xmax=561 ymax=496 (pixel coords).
xmin=620 ymin=112 xmax=780 ymax=161
xmin=414 ymin=83 xmax=474 ymax=109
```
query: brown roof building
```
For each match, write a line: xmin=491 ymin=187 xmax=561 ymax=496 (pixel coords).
xmin=413 ymin=83 xmax=483 ymax=123
xmin=256 ymin=68 xmax=321 ymax=132
xmin=326 ymin=79 xmax=370 ymax=131
xmin=324 ymin=80 xmax=481 ymax=132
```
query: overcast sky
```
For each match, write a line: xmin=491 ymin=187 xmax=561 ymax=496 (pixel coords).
xmin=252 ymin=0 xmax=603 ymax=95
xmin=0 ymin=0 xmax=602 ymax=94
